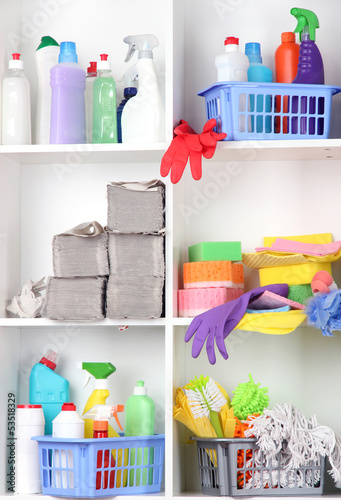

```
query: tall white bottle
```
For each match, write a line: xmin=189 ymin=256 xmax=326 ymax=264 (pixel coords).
xmin=35 ymin=36 xmax=59 ymax=145
xmin=2 ymin=53 xmax=31 ymax=145
xmin=121 ymin=34 xmax=165 ymax=143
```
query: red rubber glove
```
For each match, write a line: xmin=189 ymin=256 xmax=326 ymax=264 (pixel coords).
xmin=160 ymin=119 xmax=226 ymax=184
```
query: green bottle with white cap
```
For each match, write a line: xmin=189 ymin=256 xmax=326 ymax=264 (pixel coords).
xmin=125 ymin=380 xmax=155 ymax=486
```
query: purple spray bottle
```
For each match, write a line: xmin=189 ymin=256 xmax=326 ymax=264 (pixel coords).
xmin=291 ymin=8 xmax=324 ymax=135
xmin=50 ymin=41 xmax=86 ymax=144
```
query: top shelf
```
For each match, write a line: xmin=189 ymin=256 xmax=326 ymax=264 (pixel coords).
xmin=1 ymin=139 xmax=341 ymax=165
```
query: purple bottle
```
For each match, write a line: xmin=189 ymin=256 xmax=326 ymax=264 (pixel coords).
xmin=50 ymin=41 xmax=86 ymax=144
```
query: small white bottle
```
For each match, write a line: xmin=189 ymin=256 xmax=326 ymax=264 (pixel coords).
xmin=15 ymin=404 xmax=45 ymax=494
xmin=2 ymin=53 xmax=31 ymax=145
xmin=52 ymin=402 xmax=84 ymax=488
xmin=34 ymin=36 xmax=59 ymax=145
xmin=215 ymin=37 xmax=249 ymax=82
xmin=85 ymin=61 xmax=97 ymax=143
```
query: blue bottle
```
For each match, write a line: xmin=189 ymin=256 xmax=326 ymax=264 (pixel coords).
xmin=29 ymin=350 xmax=69 ymax=435
xmin=245 ymin=42 xmax=273 ymax=134
xmin=117 ymin=86 xmax=137 ymax=143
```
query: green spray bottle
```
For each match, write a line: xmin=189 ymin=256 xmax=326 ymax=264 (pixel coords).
xmin=78 ymin=362 xmax=119 ymax=438
xmin=125 ymin=380 xmax=155 ymax=486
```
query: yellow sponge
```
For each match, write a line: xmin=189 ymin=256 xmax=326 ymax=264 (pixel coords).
xmin=259 ymin=261 xmax=332 ymax=286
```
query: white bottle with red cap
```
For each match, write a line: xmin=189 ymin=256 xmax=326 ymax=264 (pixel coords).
xmin=2 ymin=52 xmax=31 ymax=145
xmin=215 ymin=37 xmax=249 ymax=82
xmin=52 ymin=402 xmax=84 ymax=488
xmin=15 ymin=404 xmax=45 ymax=493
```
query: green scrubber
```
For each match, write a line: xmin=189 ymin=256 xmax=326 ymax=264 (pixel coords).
xmin=287 ymin=284 xmax=313 ymax=304
xmin=188 ymin=241 xmax=242 ymax=262
xmin=231 ymin=373 xmax=269 ymax=421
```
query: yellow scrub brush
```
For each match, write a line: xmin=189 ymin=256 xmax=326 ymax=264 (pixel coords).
xmin=185 ymin=375 xmax=226 ymax=437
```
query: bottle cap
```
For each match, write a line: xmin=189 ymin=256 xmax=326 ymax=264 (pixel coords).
xmin=124 ymin=87 xmax=137 ymax=98
xmin=9 ymin=53 xmax=24 ymax=70
xmin=17 ymin=404 xmax=42 ymax=409
xmin=134 ymin=380 xmax=147 ymax=396
xmin=245 ymin=42 xmax=262 ymax=63
xmin=58 ymin=41 xmax=78 ymax=63
xmin=97 ymin=53 xmax=111 ymax=71
xmin=62 ymin=403 xmax=76 ymax=411
xmin=39 ymin=350 xmax=59 ymax=370
xmin=93 ymin=420 xmax=108 ymax=431
xmin=36 ymin=36 xmax=59 ymax=51
xmin=281 ymin=32 xmax=296 ymax=43
xmin=87 ymin=61 xmax=97 ymax=75
xmin=225 ymin=37 xmax=239 ymax=46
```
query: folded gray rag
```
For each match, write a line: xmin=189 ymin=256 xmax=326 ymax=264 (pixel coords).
xmin=108 ymin=232 xmax=164 ymax=277
xmin=42 ymin=276 xmax=107 ymax=320
xmin=53 ymin=233 xmax=109 ymax=277
xmin=106 ymin=275 xmax=164 ymax=319
xmin=107 ymin=181 xmax=165 ymax=233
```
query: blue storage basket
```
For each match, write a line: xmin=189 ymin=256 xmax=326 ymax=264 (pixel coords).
xmin=198 ymin=82 xmax=341 ymax=140
xmin=33 ymin=434 xmax=165 ymax=497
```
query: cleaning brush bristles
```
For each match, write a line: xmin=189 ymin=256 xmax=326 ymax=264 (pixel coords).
xmin=185 ymin=375 xmax=226 ymax=437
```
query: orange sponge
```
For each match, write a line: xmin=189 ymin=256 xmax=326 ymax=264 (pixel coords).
xmin=183 ymin=261 xmax=244 ymax=289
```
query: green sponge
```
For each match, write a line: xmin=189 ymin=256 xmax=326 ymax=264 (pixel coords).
xmin=231 ymin=373 xmax=269 ymax=421
xmin=287 ymin=284 xmax=313 ymax=305
xmin=188 ymin=241 xmax=242 ymax=262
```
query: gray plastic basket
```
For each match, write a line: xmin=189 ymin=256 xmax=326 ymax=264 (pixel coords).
xmin=192 ymin=437 xmax=325 ymax=496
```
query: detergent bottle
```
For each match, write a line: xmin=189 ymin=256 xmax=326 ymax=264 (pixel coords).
xmin=2 ymin=53 xmax=31 ymax=145
xmin=125 ymin=380 xmax=155 ymax=486
xmin=215 ymin=37 xmax=249 ymax=82
xmin=275 ymin=32 xmax=300 ymax=83
xmin=92 ymin=54 xmax=118 ymax=143
xmin=245 ymin=42 xmax=272 ymax=133
xmin=83 ymin=404 xmax=124 ymax=490
xmin=34 ymin=36 xmax=59 ymax=144
xmin=117 ymin=65 xmax=138 ymax=143
xmin=78 ymin=362 xmax=120 ymax=438
xmin=50 ymin=41 xmax=86 ymax=144
xmin=291 ymin=8 xmax=324 ymax=84
xmin=29 ymin=350 xmax=69 ymax=435
xmin=85 ymin=61 xmax=97 ymax=143
xmin=121 ymin=34 xmax=165 ymax=143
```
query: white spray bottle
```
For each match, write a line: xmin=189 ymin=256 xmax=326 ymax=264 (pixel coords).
xmin=121 ymin=34 xmax=165 ymax=143
xmin=34 ymin=36 xmax=59 ymax=144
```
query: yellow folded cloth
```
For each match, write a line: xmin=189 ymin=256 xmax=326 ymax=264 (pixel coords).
xmin=235 ymin=309 xmax=307 ymax=335
xmin=263 ymin=233 xmax=333 ymax=246
xmin=259 ymin=261 xmax=332 ymax=286
xmin=243 ymin=252 xmax=307 ymax=269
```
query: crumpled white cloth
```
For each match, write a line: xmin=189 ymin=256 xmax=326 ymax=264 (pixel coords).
xmin=245 ymin=403 xmax=341 ymax=488
xmin=7 ymin=278 xmax=46 ymax=318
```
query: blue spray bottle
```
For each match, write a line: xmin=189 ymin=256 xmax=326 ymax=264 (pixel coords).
xmin=29 ymin=350 xmax=69 ymax=435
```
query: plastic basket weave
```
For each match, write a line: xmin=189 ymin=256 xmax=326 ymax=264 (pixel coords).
xmin=198 ymin=82 xmax=341 ymax=140
xmin=192 ymin=437 xmax=325 ymax=496
xmin=33 ymin=434 xmax=165 ymax=497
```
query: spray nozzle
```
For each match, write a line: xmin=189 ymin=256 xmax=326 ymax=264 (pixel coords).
xmin=123 ymin=34 xmax=159 ymax=62
xmin=83 ymin=404 xmax=124 ymax=431
xmin=290 ymin=8 xmax=319 ymax=42
xmin=77 ymin=362 xmax=116 ymax=388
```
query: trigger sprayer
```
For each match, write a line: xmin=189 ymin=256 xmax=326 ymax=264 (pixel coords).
xmin=291 ymin=8 xmax=324 ymax=84
xmin=83 ymin=404 xmax=124 ymax=433
xmin=77 ymin=362 xmax=119 ymax=438
xmin=121 ymin=34 xmax=165 ymax=143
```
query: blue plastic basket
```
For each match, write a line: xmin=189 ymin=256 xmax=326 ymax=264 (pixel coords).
xmin=33 ymin=434 xmax=165 ymax=497
xmin=198 ymin=82 xmax=341 ymax=140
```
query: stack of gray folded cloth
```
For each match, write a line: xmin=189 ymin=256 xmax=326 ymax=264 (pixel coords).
xmin=42 ymin=221 xmax=108 ymax=320
xmin=106 ymin=180 xmax=165 ymax=319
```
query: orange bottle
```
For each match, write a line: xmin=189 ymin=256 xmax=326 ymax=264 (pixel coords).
xmin=274 ymin=32 xmax=300 ymax=134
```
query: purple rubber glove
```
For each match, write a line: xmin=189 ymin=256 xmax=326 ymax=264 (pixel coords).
xmin=184 ymin=284 xmax=289 ymax=364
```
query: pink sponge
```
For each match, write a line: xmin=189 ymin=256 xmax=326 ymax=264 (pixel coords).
xmin=248 ymin=290 xmax=305 ymax=311
xmin=178 ymin=287 xmax=244 ymax=317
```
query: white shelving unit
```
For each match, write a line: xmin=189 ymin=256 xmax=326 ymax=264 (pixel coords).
xmin=1 ymin=0 xmax=341 ymax=499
